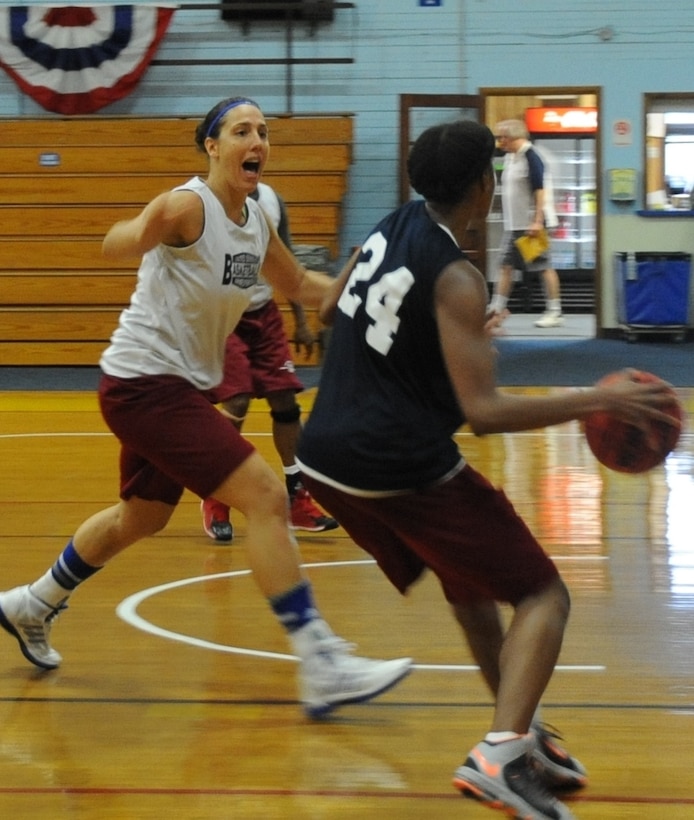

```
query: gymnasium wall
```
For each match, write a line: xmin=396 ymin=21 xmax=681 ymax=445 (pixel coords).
xmin=2 ymin=1 xmax=694 ymax=328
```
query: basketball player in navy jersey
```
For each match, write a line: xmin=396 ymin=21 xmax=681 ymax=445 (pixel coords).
xmin=297 ymin=119 xmax=678 ymax=819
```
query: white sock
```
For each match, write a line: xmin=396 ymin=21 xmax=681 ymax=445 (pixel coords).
xmin=547 ymin=299 xmax=561 ymax=313
xmin=490 ymin=294 xmax=508 ymax=313
xmin=290 ymin=618 xmax=333 ymax=658
xmin=485 ymin=731 xmax=524 ymax=744
xmin=30 ymin=570 xmax=70 ymax=608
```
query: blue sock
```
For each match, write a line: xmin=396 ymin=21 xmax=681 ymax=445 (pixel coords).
xmin=269 ymin=580 xmax=320 ymax=633
xmin=53 ymin=540 xmax=101 ymax=590
xmin=30 ymin=540 xmax=101 ymax=607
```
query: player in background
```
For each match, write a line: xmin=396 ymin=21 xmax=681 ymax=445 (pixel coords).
xmin=201 ymin=181 xmax=338 ymax=542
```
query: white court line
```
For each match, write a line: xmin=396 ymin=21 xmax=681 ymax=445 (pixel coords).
xmin=116 ymin=560 xmax=606 ymax=672
xmin=0 ymin=430 xmax=579 ymax=441
xmin=0 ymin=432 xmax=112 ymax=439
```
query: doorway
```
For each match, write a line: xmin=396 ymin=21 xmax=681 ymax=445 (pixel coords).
xmin=482 ymin=87 xmax=601 ymax=338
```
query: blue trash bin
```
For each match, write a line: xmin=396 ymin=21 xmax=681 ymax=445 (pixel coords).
xmin=615 ymin=251 xmax=691 ymax=327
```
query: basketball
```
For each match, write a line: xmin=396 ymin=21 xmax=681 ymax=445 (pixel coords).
xmin=584 ymin=370 xmax=683 ymax=473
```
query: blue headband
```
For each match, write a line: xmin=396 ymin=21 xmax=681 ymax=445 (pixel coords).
xmin=205 ymin=98 xmax=259 ymax=139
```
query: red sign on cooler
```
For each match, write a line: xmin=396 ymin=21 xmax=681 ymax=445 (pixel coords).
xmin=524 ymin=108 xmax=598 ymax=134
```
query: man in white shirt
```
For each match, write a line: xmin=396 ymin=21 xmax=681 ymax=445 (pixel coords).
xmin=489 ymin=119 xmax=563 ymax=328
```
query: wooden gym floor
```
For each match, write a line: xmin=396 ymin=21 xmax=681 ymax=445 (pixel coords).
xmin=1 ymin=387 xmax=693 ymax=819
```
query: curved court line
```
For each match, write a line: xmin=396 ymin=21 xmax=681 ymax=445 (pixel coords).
xmin=116 ymin=567 xmax=297 ymax=662
xmin=116 ymin=560 xmax=605 ymax=672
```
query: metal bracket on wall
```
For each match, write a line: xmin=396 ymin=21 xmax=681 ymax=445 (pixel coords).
xmin=151 ymin=2 xmax=356 ymax=113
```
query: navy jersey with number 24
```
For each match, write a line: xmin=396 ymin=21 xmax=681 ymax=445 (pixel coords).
xmin=298 ymin=199 xmax=471 ymax=495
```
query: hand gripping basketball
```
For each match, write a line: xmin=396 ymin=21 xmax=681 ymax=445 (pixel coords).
xmin=584 ymin=370 xmax=684 ymax=473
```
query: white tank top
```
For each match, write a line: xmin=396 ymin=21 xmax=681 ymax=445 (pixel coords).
xmin=100 ymin=176 xmax=270 ymax=390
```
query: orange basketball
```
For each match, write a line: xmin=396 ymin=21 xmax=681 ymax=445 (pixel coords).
xmin=584 ymin=370 xmax=683 ymax=473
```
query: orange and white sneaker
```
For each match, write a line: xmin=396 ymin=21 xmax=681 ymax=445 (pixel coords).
xmin=200 ymin=498 xmax=233 ymax=543
xmin=289 ymin=487 xmax=339 ymax=533
xmin=453 ymin=735 xmax=576 ymax=819
xmin=531 ymin=723 xmax=588 ymax=791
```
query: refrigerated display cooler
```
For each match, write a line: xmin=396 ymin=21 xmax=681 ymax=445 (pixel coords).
xmin=525 ymin=107 xmax=597 ymax=277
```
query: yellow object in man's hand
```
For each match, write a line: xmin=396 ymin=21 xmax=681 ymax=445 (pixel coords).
xmin=515 ymin=229 xmax=549 ymax=263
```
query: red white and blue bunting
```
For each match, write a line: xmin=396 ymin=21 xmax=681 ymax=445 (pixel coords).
xmin=0 ymin=5 xmax=176 ymax=115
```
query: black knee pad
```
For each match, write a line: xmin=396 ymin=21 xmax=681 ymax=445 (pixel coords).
xmin=270 ymin=404 xmax=301 ymax=424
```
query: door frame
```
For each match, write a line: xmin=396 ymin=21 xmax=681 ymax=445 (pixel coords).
xmin=399 ymin=93 xmax=483 ymax=204
xmin=399 ymin=93 xmax=485 ymax=272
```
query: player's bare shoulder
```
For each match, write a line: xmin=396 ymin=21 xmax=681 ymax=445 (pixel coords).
xmin=156 ymin=188 xmax=205 ymax=247
xmin=436 ymin=256 xmax=488 ymax=303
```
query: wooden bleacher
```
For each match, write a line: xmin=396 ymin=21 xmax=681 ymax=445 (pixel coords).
xmin=0 ymin=114 xmax=353 ymax=366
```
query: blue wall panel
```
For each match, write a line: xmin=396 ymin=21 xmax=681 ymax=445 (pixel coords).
xmin=2 ymin=1 xmax=694 ymax=324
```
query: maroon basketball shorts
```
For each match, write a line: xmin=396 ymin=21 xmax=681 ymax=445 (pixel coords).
xmin=302 ymin=464 xmax=559 ymax=606
xmin=99 ymin=372 xmax=255 ymax=504
xmin=206 ymin=301 xmax=303 ymax=404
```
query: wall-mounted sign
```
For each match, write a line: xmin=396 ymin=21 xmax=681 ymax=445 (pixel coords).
xmin=525 ymin=107 xmax=597 ymax=134
xmin=39 ymin=152 xmax=61 ymax=167
xmin=609 ymin=168 xmax=637 ymax=202
xmin=612 ymin=119 xmax=632 ymax=146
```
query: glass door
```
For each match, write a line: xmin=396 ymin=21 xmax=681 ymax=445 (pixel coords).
xmin=539 ymin=136 xmax=596 ymax=274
